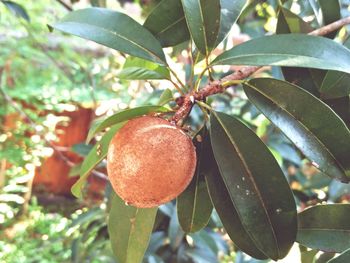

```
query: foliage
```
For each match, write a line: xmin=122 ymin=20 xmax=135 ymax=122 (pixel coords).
xmin=2 ymin=0 xmax=350 ymax=263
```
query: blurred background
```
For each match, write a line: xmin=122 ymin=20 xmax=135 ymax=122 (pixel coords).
xmin=0 ymin=0 xmax=349 ymax=262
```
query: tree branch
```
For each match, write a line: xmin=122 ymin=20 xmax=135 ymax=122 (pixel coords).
xmin=171 ymin=16 xmax=350 ymax=124
xmin=56 ymin=0 xmax=73 ymax=11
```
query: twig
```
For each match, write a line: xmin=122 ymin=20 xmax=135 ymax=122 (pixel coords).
xmin=309 ymin=16 xmax=350 ymax=36
xmin=171 ymin=16 xmax=350 ymax=124
xmin=56 ymin=0 xmax=73 ymax=11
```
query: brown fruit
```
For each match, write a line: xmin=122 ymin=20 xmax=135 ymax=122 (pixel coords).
xmin=107 ymin=116 xmax=197 ymax=208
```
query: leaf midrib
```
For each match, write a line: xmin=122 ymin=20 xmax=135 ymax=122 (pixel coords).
xmin=156 ymin=16 xmax=186 ymax=36
xmin=55 ymin=21 xmax=166 ymax=64
xmin=299 ymin=228 xmax=350 ymax=232
xmin=125 ymin=208 xmax=139 ymax=263
xmin=214 ymin=53 xmax=350 ymax=72
xmin=212 ymin=112 xmax=280 ymax=256
xmin=244 ymin=82 xmax=347 ymax=179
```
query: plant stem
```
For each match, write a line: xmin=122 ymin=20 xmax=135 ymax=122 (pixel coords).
xmin=171 ymin=15 xmax=350 ymax=125
xmin=169 ymin=67 xmax=187 ymax=92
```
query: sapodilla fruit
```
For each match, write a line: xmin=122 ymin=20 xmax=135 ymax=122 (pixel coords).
xmin=107 ymin=116 xmax=197 ymax=208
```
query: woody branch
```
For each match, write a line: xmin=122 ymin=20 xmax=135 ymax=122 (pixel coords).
xmin=171 ymin=16 xmax=350 ymax=124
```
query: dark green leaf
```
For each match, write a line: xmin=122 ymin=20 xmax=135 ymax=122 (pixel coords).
xmin=276 ymin=8 xmax=313 ymax=34
xmin=71 ymin=124 xmax=124 ymax=198
xmin=117 ymin=57 xmax=170 ymax=80
xmin=177 ymin=132 xmax=213 ymax=233
xmin=297 ymin=204 xmax=350 ymax=253
xmin=209 ymin=112 xmax=297 ymax=260
xmin=108 ymin=193 xmax=157 ymax=263
xmin=52 ymin=8 xmax=166 ymax=65
xmin=158 ymin=89 xmax=173 ymax=106
xmin=328 ymin=248 xmax=350 ymax=263
xmin=143 ymin=0 xmax=190 ymax=47
xmin=212 ymin=34 xmax=350 ymax=74
xmin=2 ymin=1 xmax=29 ymax=21
xmin=319 ymin=0 xmax=340 ymax=39
xmin=215 ymin=0 xmax=246 ymax=46
xmin=243 ymin=78 xmax=350 ymax=182
xmin=71 ymin=143 xmax=93 ymax=157
xmin=86 ymin=105 xmax=169 ymax=143
xmin=181 ymin=0 xmax=221 ymax=55
xmin=323 ymin=97 xmax=350 ymax=128
xmin=319 ymin=38 xmax=350 ymax=99
xmin=320 ymin=71 xmax=350 ymax=99
xmin=276 ymin=7 xmax=323 ymax=96
xmin=203 ymin=134 xmax=267 ymax=259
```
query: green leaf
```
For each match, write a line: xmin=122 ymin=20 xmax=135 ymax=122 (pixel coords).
xmin=158 ymin=89 xmax=173 ymax=106
xmin=203 ymin=135 xmax=268 ymax=260
xmin=276 ymin=7 xmax=323 ymax=96
xmin=319 ymin=71 xmax=350 ymax=99
xmin=117 ymin=57 xmax=170 ymax=80
xmin=177 ymin=131 xmax=213 ymax=233
xmin=215 ymin=0 xmax=247 ymax=46
xmin=143 ymin=0 xmax=190 ymax=47
xmin=211 ymin=34 xmax=350 ymax=74
xmin=319 ymin=0 xmax=340 ymax=39
xmin=2 ymin=1 xmax=30 ymax=21
xmin=71 ymin=124 xmax=124 ymax=198
xmin=319 ymin=38 xmax=350 ymax=99
xmin=108 ymin=193 xmax=157 ymax=263
xmin=209 ymin=111 xmax=297 ymax=260
xmin=181 ymin=0 xmax=221 ymax=56
xmin=325 ymin=97 xmax=350 ymax=128
xmin=51 ymin=8 xmax=166 ymax=65
xmin=69 ymin=163 xmax=82 ymax=177
xmin=86 ymin=105 xmax=169 ymax=143
xmin=328 ymin=248 xmax=350 ymax=263
xmin=297 ymin=204 xmax=350 ymax=253
xmin=276 ymin=8 xmax=313 ymax=34
xmin=243 ymin=78 xmax=350 ymax=182
xmin=300 ymin=248 xmax=318 ymax=263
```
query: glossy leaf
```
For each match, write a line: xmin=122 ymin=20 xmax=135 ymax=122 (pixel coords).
xmin=51 ymin=8 xmax=166 ymax=65
xmin=108 ymin=193 xmax=157 ymax=263
xmin=86 ymin=105 xmax=169 ymax=143
xmin=215 ymin=0 xmax=246 ymax=46
xmin=181 ymin=0 xmax=221 ymax=56
xmin=2 ymin=1 xmax=29 ymax=21
xmin=319 ymin=38 xmax=350 ymax=99
xmin=177 ymin=132 xmax=213 ymax=233
xmin=319 ymin=0 xmax=340 ymax=39
xmin=297 ymin=204 xmax=350 ymax=252
xmin=276 ymin=7 xmax=323 ymax=96
xmin=243 ymin=78 xmax=350 ymax=182
xmin=203 ymin=135 xmax=268 ymax=260
xmin=72 ymin=124 xmax=124 ymax=198
xmin=143 ymin=0 xmax=189 ymax=47
xmin=328 ymin=248 xmax=350 ymax=263
xmin=209 ymin=111 xmax=297 ymax=260
xmin=211 ymin=34 xmax=350 ymax=74
xmin=117 ymin=57 xmax=170 ymax=80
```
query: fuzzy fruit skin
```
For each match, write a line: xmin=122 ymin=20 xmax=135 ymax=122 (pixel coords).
xmin=107 ymin=116 xmax=197 ymax=208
